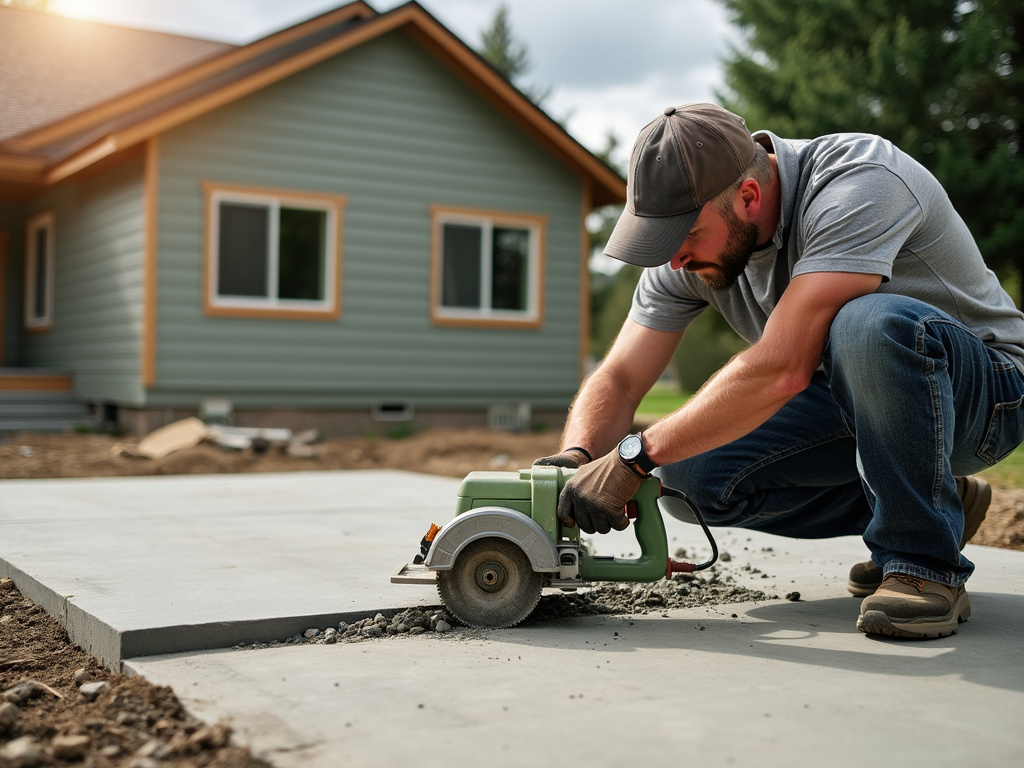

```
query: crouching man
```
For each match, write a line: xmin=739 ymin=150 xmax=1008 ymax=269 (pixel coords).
xmin=538 ymin=103 xmax=1024 ymax=638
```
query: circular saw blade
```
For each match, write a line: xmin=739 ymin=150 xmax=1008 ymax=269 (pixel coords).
xmin=437 ymin=537 xmax=543 ymax=628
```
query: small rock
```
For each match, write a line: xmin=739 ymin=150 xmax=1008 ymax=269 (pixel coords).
xmin=79 ymin=681 xmax=110 ymax=701
xmin=303 ymin=628 xmax=319 ymax=639
xmin=100 ymin=745 xmax=122 ymax=758
xmin=361 ymin=625 xmax=384 ymax=638
xmin=434 ymin=620 xmax=451 ymax=633
xmin=51 ymin=734 xmax=90 ymax=761
xmin=187 ymin=723 xmax=231 ymax=750
xmin=488 ymin=452 xmax=511 ymax=468
xmin=0 ymin=736 xmax=41 ymax=767
xmin=136 ymin=739 xmax=173 ymax=760
xmin=0 ymin=701 xmax=20 ymax=731
xmin=785 ymin=591 xmax=801 ymax=602
xmin=2 ymin=681 xmax=42 ymax=704
xmin=286 ymin=443 xmax=318 ymax=459
xmin=73 ymin=668 xmax=91 ymax=684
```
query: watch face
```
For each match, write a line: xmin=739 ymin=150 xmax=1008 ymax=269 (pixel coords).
xmin=619 ymin=434 xmax=643 ymax=461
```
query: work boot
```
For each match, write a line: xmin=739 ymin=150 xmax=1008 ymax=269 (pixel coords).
xmin=846 ymin=476 xmax=991 ymax=597
xmin=857 ymin=573 xmax=970 ymax=638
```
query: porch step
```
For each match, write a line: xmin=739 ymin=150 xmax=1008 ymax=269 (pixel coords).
xmin=0 ymin=391 xmax=93 ymax=433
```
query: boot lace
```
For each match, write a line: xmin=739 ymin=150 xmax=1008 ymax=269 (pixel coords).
xmin=884 ymin=573 xmax=926 ymax=592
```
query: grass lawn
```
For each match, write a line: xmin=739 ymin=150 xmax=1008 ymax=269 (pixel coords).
xmin=636 ymin=385 xmax=1024 ymax=488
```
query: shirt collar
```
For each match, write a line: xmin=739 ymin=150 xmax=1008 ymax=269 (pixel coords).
xmin=752 ymin=130 xmax=798 ymax=250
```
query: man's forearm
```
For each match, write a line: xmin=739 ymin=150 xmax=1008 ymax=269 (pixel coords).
xmin=560 ymin=369 xmax=644 ymax=458
xmin=643 ymin=345 xmax=804 ymax=466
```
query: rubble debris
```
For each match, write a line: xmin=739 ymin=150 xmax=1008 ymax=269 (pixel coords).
xmin=112 ymin=417 xmax=210 ymax=459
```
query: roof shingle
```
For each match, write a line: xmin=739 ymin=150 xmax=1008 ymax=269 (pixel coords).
xmin=0 ymin=7 xmax=234 ymax=142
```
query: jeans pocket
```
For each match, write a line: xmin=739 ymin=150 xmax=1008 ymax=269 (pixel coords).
xmin=977 ymin=393 xmax=1024 ymax=465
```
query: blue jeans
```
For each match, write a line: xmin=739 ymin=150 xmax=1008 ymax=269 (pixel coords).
xmin=655 ymin=294 xmax=1024 ymax=586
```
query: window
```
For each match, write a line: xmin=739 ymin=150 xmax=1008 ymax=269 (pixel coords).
xmin=431 ymin=207 xmax=545 ymax=327
xmin=204 ymin=185 xmax=345 ymax=319
xmin=24 ymin=211 xmax=54 ymax=331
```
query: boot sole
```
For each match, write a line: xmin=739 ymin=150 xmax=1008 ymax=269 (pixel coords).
xmin=857 ymin=592 xmax=971 ymax=639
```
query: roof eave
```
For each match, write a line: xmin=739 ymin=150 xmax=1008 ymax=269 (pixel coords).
xmin=1 ymin=1 xmax=625 ymax=207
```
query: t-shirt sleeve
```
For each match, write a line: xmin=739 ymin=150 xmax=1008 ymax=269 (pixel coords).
xmin=792 ymin=164 xmax=923 ymax=282
xmin=628 ymin=264 xmax=708 ymax=332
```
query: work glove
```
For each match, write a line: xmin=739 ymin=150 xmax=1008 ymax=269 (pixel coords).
xmin=557 ymin=450 xmax=643 ymax=534
xmin=533 ymin=446 xmax=592 ymax=469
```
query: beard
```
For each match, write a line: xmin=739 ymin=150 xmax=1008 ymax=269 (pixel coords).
xmin=685 ymin=208 xmax=759 ymax=291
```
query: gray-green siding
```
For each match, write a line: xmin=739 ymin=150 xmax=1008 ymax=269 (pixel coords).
xmin=152 ymin=30 xmax=587 ymax=410
xmin=13 ymin=157 xmax=146 ymax=403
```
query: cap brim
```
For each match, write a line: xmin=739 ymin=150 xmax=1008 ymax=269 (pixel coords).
xmin=603 ymin=206 xmax=702 ymax=267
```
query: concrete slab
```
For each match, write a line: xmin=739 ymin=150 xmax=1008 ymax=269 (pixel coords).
xmin=127 ymin=538 xmax=1024 ymax=768
xmin=0 ymin=471 xmax=458 ymax=666
xmin=3 ymin=469 xmax=1024 ymax=766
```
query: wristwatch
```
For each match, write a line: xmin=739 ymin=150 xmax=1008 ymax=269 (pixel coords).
xmin=617 ymin=432 xmax=658 ymax=476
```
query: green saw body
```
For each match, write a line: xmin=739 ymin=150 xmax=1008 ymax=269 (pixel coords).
xmin=391 ymin=465 xmax=712 ymax=628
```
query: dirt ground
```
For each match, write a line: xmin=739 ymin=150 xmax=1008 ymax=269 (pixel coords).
xmin=2 ymin=426 xmax=1024 ymax=766
xmin=3 ymin=427 xmax=1024 ymax=550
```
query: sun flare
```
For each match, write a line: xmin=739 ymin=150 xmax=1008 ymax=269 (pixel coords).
xmin=51 ymin=0 xmax=99 ymax=21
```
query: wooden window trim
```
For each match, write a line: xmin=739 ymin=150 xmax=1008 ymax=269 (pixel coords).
xmin=429 ymin=205 xmax=546 ymax=329
xmin=24 ymin=211 xmax=55 ymax=332
xmin=202 ymin=182 xmax=346 ymax=321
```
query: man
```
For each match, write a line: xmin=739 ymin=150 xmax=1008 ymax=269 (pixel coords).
xmin=538 ymin=103 xmax=1024 ymax=639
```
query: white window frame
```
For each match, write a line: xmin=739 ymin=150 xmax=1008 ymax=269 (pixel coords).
xmin=205 ymin=185 xmax=343 ymax=319
xmin=431 ymin=207 xmax=544 ymax=328
xmin=24 ymin=211 xmax=55 ymax=331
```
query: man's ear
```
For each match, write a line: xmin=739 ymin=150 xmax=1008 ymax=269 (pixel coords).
xmin=737 ymin=179 xmax=762 ymax=219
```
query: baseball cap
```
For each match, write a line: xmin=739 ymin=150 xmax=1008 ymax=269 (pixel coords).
xmin=604 ymin=103 xmax=756 ymax=268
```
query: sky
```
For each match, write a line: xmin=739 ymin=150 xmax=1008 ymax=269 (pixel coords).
xmin=48 ymin=0 xmax=741 ymax=168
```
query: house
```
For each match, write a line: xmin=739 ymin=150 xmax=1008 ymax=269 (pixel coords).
xmin=0 ymin=2 xmax=624 ymax=436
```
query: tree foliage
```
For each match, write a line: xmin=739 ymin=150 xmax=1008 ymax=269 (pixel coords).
xmin=717 ymin=0 xmax=1024 ymax=302
xmin=477 ymin=3 xmax=551 ymax=106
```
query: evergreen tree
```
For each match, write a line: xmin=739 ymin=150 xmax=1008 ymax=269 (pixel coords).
xmin=718 ymin=0 xmax=1024 ymax=302
xmin=478 ymin=3 xmax=551 ymax=106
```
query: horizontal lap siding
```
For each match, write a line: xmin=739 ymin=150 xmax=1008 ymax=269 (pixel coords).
xmin=22 ymin=158 xmax=145 ymax=403
xmin=153 ymin=32 xmax=584 ymax=409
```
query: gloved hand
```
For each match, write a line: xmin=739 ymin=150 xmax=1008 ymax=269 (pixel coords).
xmin=557 ymin=450 xmax=643 ymax=534
xmin=533 ymin=446 xmax=592 ymax=469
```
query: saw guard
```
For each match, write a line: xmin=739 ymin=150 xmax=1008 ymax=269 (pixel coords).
xmin=424 ymin=507 xmax=559 ymax=574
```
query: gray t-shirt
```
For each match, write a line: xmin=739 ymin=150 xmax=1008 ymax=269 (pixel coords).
xmin=629 ymin=130 xmax=1024 ymax=372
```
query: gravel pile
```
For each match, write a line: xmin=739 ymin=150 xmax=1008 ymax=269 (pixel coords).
xmin=529 ymin=568 xmax=775 ymax=622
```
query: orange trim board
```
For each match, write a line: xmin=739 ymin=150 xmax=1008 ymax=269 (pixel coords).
xmin=0 ymin=375 xmax=73 ymax=392
xmin=142 ymin=138 xmax=159 ymax=387
xmin=0 ymin=230 xmax=6 ymax=365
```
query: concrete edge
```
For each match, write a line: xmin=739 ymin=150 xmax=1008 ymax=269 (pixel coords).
xmin=120 ymin=607 xmax=443 ymax=663
xmin=1 ymin=558 xmax=123 ymax=670
xmin=1 ymin=558 xmax=443 ymax=670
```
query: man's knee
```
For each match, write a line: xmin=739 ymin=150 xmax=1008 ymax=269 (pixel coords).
xmin=825 ymin=294 xmax=935 ymax=372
